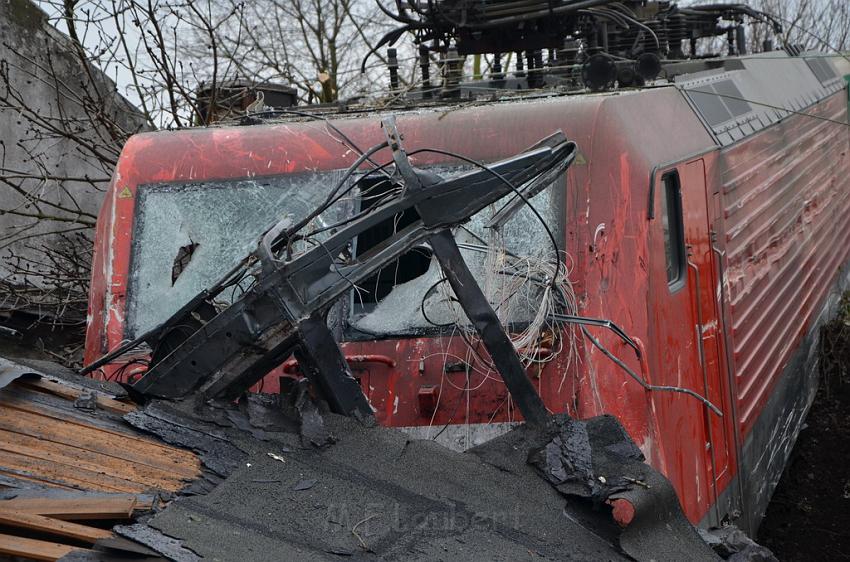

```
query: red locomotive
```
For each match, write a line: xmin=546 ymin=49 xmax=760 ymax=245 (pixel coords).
xmin=82 ymin=1 xmax=850 ymax=536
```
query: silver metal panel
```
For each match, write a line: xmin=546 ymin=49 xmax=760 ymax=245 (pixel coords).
xmin=676 ymin=51 xmax=848 ymax=147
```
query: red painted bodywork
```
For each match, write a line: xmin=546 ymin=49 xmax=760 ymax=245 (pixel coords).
xmin=84 ymin=85 xmax=850 ymax=527
xmin=718 ymin=95 xmax=850 ymax=436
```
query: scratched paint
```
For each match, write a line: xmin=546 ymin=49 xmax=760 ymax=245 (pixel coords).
xmin=82 ymin=80 xmax=850 ymax=530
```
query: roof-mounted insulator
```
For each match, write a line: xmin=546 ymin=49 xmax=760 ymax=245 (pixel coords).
xmin=442 ymin=48 xmax=462 ymax=98
xmin=388 ymin=48 xmax=400 ymax=92
xmin=419 ymin=45 xmax=432 ymax=99
xmin=493 ymin=53 xmax=503 ymax=81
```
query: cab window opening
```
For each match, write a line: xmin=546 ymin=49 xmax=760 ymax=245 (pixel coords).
xmin=661 ymin=170 xmax=686 ymax=289
xmin=352 ymin=176 xmax=432 ymax=313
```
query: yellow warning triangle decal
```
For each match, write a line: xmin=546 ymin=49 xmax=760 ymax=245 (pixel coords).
xmin=118 ymin=186 xmax=133 ymax=199
xmin=574 ymin=153 xmax=587 ymax=166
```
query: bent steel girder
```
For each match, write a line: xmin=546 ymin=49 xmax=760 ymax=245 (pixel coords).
xmin=131 ymin=117 xmax=574 ymax=427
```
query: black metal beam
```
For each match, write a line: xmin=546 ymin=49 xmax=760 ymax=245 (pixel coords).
xmin=293 ymin=314 xmax=374 ymax=420
xmin=130 ymin=120 xmax=574 ymax=428
xmin=428 ymin=229 xmax=550 ymax=428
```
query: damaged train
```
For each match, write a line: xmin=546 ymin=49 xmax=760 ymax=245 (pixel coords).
xmin=81 ymin=0 xmax=850 ymax=537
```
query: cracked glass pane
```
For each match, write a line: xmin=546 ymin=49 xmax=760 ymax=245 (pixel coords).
xmin=349 ymin=174 xmax=564 ymax=336
xmin=125 ymin=166 xmax=564 ymax=340
xmin=126 ymin=170 xmax=351 ymax=338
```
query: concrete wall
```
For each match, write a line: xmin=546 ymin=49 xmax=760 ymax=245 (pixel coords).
xmin=0 ymin=0 xmax=144 ymax=315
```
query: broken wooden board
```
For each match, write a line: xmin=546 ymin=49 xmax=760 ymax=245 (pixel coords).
xmin=0 ymin=533 xmax=91 ymax=561
xmin=0 ymin=493 xmax=158 ymax=561
xmin=0 ymin=494 xmax=148 ymax=520
xmin=0 ymin=364 xmax=203 ymax=561
xmin=16 ymin=376 xmax=136 ymax=415
xmin=0 ymin=378 xmax=201 ymax=493
xmin=0 ymin=510 xmax=113 ymax=542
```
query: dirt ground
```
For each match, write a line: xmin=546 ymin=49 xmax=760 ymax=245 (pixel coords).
xmin=758 ymin=298 xmax=850 ymax=561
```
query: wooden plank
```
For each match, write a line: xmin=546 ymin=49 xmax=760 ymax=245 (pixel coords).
xmin=15 ymin=378 xmax=136 ymax=415
xmin=0 ymin=510 xmax=113 ymax=542
xmin=0 ymin=390 xmax=197 ymax=461
xmin=0 ymin=428 xmax=195 ymax=491
xmin=0 ymin=495 xmax=142 ymax=520
xmin=0 ymin=533 xmax=88 ymax=561
xmin=0 ymin=469 xmax=72 ymax=490
xmin=0 ymin=399 xmax=201 ymax=479
xmin=0 ymin=449 xmax=149 ymax=493
xmin=0 ymin=393 xmax=200 ymax=467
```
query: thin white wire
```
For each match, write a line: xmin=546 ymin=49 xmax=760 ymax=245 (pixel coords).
xmin=429 ymin=226 xmax=581 ymax=396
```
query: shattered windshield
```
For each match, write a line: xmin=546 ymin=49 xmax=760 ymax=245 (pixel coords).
xmin=125 ymin=167 xmax=564 ymax=340
xmin=126 ymin=171 xmax=351 ymax=338
xmin=349 ymin=169 xmax=565 ymax=336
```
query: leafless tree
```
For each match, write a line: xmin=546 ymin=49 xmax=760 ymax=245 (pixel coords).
xmin=0 ymin=0 xmax=244 ymax=350
xmin=766 ymin=0 xmax=850 ymax=52
xmin=686 ymin=0 xmax=850 ymax=53
xmin=0 ymin=0 xmax=405 ymax=358
xmin=181 ymin=0 xmax=407 ymax=103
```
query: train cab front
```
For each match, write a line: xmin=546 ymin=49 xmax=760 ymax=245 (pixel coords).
xmin=83 ymin=111 xmax=581 ymax=451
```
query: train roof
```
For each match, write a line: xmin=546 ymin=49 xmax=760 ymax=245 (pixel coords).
xmin=673 ymin=51 xmax=848 ymax=146
xmin=135 ymin=51 xmax=850 ymax=157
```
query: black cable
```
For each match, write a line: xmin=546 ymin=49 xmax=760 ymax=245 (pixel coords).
xmin=487 ymin=393 xmax=510 ymax=423
xmin=311 ymin=145 xmax=455 ymax=231
xmin=303 ymin=189 xmax=400 ymax=238
xmin=430 ymin=370 xmax=469 ymax=441
xmin=314 ymin=237 xmax=362 ymax=297
xmin=412 ymin=148 xmax=565 ymax=287
xmin=303 ymin=146 xmax=458 ymax=238
xmin=276 ymin=140 xmax=389 ymax=249
xmin=420 ymin=277 xmax=456 ymax=327
xmin=305 ymin=175 xmax=401 ymax=237
xmin=772 ymin=15 xmax=850 ymax=65
xmin=580 ymin=325 xmax=722 ymax=416
xmin=305 ymin=140 xmax=569 ymax=270
xmin=108 ymin=357 xmax=150 ymax=383
xmin=551 ymin=313 xmax=640 ymax=356
xmin=691 ymin=89 xmax=850 ymax=129
xmin=248 ymin=108 xmax=389 ymax=175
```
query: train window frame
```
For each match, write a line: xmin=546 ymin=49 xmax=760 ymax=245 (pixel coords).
xmin=660 ymin=170 xmax=686 ymax=292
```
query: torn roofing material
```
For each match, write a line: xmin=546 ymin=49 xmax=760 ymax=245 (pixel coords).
xmin=135 ymin=407 xmax=632 ymax=561
xmin=121 ymin=393 xmax=719 ymax=562
xmin=479 ymin=416 xmax=721 ymax=562
xmin=0 ymin=358 xmax=722 ymax=561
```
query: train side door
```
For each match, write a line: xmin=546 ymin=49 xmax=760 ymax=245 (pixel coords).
xmin=651 ymin=159 xmax=731 ymax=523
